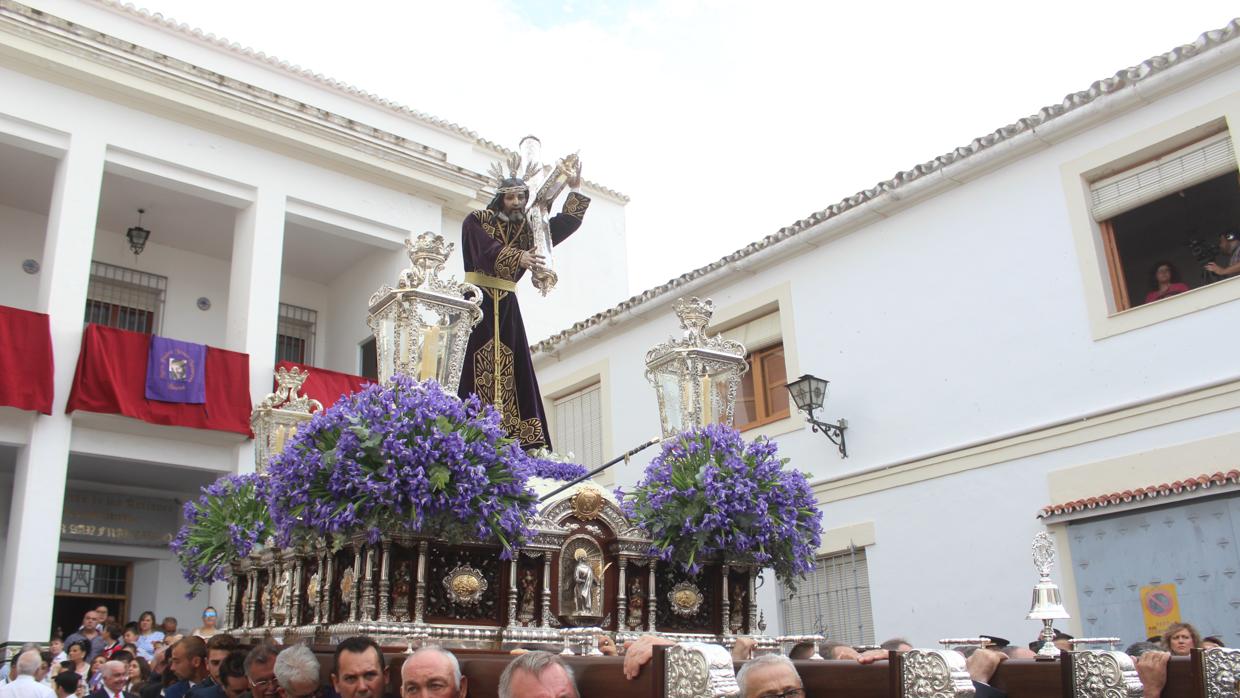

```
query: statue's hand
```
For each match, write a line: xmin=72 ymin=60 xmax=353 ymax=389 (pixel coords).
xmin=568 ymin=159 xmax=583 ymax=190
xmin=518 ymin=251 xmax=547 ymax=270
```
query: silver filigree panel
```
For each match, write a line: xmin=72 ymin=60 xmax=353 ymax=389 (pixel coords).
xmin=901 ymin=649 xmax=973 ymax=698
xmin=1070 ymin=651 xmax=1141 ymax=698
xmin=1203 ymin=647 xmax=1240 ymax=698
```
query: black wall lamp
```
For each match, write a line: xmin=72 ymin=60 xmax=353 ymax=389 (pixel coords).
xmin=786 ymin=374 xmax=848 ymax=458
xmin=127 ymin=208 xmax=151 ymax=255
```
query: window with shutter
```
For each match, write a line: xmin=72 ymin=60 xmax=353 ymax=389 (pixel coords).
xmin=551 ymin=383 xmax=604 ymax=469
xmin=779 ymin=548 xmax=875 ymax=646
xmin=1087 ymin=128 xmax=1240 ymax=312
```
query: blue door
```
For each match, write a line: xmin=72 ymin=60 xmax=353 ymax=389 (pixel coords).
xmin=1066 ymin=493 xmax=1240 ymax=647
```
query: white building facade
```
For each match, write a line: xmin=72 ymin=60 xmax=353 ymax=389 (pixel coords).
xmin=0 ymin=0 xmax=628 ymax=644
xmin=530 ymin=21 xmax=1240 ymax=648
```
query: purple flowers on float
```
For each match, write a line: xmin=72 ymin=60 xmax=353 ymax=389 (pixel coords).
xmin=621 ymin=423 xmax=823 ymax=588
xmin=264 ymin=376 xmax=578 ymax=554
xmin=170 ymin=473 xmax=272 ymax=597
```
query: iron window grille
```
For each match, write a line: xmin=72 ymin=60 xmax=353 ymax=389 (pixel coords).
xmin=276 ymin=303 xmax=317 ymax=365
xmin=84 ymin=261 xmax=167 ymax=334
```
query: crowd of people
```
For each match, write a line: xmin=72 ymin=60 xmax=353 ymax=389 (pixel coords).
xmin=0 ymin=607 xmax=1221 ymax=698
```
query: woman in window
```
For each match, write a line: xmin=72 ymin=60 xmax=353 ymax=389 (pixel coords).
xmin=134 ymin=611 xmax=164 ymax=661
xmin=1144 ymin=260 xmax=1190 ymax=303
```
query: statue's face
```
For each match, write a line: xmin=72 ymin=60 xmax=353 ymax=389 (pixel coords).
xmin=502 ymin=190 xmax=527 ymax=214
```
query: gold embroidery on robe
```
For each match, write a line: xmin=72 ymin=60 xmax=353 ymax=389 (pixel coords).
xmin=472 ymin=336 xmax=545 ymax=447
xmin=562 ymin=192 xmax=591 ymax=219
xmin=494 ymin=246 xmax=523 ymax=280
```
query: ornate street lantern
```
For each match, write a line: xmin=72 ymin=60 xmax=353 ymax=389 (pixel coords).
xmin=367 ymin=232 xmax=483 ymax=390
xmin=645 ymin=297 xmax=748 ymax=439
xmin=251 ymin=365 xmax=322 ymax=473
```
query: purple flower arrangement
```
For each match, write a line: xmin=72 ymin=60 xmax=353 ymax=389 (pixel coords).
xmin=620 ymin=423 xmax=823 ymax=588
xmin=170 ymin=473 xmax=272 ymax=597
xmin=264 ymin=376 xmax=581 ymax=554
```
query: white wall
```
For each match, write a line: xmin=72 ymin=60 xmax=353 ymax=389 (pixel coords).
xmin=531 ymin=57 xmax=1240 ymax=644
xmin=0 ymin=204 xmax=47 ymax=312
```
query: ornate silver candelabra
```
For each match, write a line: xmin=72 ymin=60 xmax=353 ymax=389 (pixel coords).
xmin=1026 ymin=532 xmax=1070 ymax=659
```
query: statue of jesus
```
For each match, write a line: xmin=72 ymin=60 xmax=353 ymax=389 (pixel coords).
xmin=458 ymin=138 xmax=589 ymax=450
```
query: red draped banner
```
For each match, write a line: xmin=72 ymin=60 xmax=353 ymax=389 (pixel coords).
xmin=0 ymin=305 xmax=54 ymax=415
xmin=66 ymin=324 xmax=253 ymax=435
xmin=275 ymin=360 xmax=371 ymax=408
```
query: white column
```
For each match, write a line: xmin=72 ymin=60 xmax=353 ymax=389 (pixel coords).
xmin=0 ymin=134 xmax=106 ymax=643
xmin=226 ymin=187 xmax=285 ymax=473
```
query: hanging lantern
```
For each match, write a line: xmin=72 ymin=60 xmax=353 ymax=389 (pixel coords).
xmin=367 ymin=232 xmax=483 ymax=389
xmin=645 ymin=297 xmax=748 ymax=439
xmin=251 ymin=365 xmax=322 ymax=473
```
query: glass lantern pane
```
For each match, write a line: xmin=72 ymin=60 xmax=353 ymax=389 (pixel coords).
xmin=709 ymin=373 xmax=732 ymax=425
xmin=735 ymin=370 xmax=757 ymax=426
xmin=658 ymin=372 xmax=684 ymax=433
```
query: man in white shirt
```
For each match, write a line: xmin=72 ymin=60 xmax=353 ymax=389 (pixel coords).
xmin=0 ymin=650 xmax=56 ymax=698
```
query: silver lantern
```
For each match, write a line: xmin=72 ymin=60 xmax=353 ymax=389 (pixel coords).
xmin=645 ymin=297 xmax=748 ymax=439
xmin=367 ymin=232 xmax=484 ymax=390
xmin=250 ymin=365 xmax=322 ymax=473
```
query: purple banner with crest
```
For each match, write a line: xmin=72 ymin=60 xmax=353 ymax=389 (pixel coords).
xmin=144 ymin=335 xmax=207 ymax=404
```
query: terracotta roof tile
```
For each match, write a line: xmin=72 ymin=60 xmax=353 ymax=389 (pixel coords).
xmin=1038 ymin=469 xmax=1240 ymax=518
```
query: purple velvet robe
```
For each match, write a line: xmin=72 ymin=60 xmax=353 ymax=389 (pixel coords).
xmin=458 ymin=192 xmax=590 ymax=450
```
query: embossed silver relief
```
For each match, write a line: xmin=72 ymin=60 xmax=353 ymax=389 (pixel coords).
xmin=901 ymin=649 xmax=973 ymax=698
xmin=1202 ymin=647 xmax=1240 ymax=698
xmin=668 ymin=582 xmax=705 ymax=618
xmin=664 ymin=643 xmax=711 ymax=698
xmin=1069 ymin=651 xmax=1142 ymax=698
xmin=665 ymin=643 xmax=738 ymax=698
xmin=442 ymin=565 xmax=488 ymax=605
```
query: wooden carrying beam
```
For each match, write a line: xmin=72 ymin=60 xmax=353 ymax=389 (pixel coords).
xmin=302 ymin=646 xmax=1236 ymax=698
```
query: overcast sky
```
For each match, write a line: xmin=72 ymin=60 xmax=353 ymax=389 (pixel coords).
xmin=134 ymin=0 xmax=1237 ymax=293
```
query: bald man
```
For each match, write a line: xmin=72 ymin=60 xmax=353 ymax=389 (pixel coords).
xmin=400 ymin=647 xmax=466 ymax=698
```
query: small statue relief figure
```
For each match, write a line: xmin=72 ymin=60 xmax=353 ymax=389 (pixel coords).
xmin=271 ymin=569 xmax=290 ymax=622
xmin=572 ymin=549 xmax=594 ymax=616
xmin=392 ymin=563 xmax=412 ymax=622
xmin=518 ymin=568 xmax=537 ymax=625
xmin=729 ymin=581 xmax=746 ymax=634
xmin=626 ymin=576 xmax=645 ymax=631
xmin=306 ymin=569 xmax=321 ymax=606
xmin=339 ymin=567 xmax=356 ymax=614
